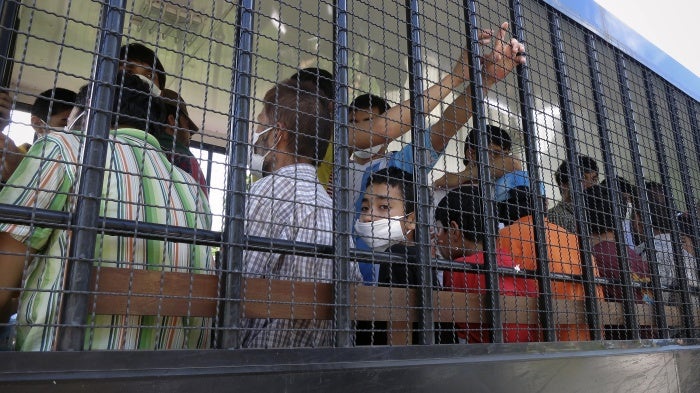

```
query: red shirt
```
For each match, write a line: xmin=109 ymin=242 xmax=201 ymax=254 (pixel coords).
xmin=443 ymin=249 xmax=540 ymax=343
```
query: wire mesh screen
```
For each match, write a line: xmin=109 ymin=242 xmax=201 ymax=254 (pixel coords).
xmin=0 ymin=0 xmax=698 ymax=352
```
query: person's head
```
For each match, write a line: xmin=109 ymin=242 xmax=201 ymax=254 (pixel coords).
xmin=463 ymin=125 xmax=512 ymax=166
xmin=355 ymin=167 xmax=416 ymax=250
xmin=71 ymin=71 xmax=165 ymax=133
xmin=435 ymin=186 xmax=484 ymax=259
xmin=638 ymin=181 xmax=673 ymax=234
xmin=160 ymin=89 xmax=199 ymax=147
xmin=30 ymin=88 xmax=77 ymax=136
xmin=251 ymin=78 xmax=332 ymax=174
xmin=599 ymin=176 xmax=636 ymax=217
xmin=289 ymin=67 xmax=334 ymax=100
xmin=583 ymin=184 xmax=617 ymax=235
xmin=119 ymin=43 xmax=166 ymax=90
xmin=350 ymin=93 xmax=392 ymax=162
xmin=554 ymin=155 xmax=599 ymax=201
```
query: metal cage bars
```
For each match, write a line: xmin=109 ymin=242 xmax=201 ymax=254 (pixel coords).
xmin=0 ymin=0 xmax=698 ymax=349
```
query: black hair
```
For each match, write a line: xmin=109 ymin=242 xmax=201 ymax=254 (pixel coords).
xmin=365 ymin=167 xmax=415 ymax=215
xmin=583 ymin=184 xmax=617 ymax=235
xmin=464 ymin=125 xmax=512 ymax=166
xmin=599 ymin=176 xmax=636 ymax=217
xmin=263 ymin=78 xmax=332 ymax=162
xmin=554 ymin=155 xmax=599 ymax=186
xmin=119 ymin=43 xmax=166 ymax=90
xmin=497 ymin=186 xmax=535 ymax=226
xmin=289 ymin=67 xmax=335 ymax=100
xmin=75 ymin=71 xmax=165 ymax=133
xmin=435 ymin=186 xmax=484 ymax=243
xmin=350 ymin=93 xmax=391 ymax=114
xmin=643 ymin=181 xmax=673 ymax=233
xmin=30 ymin=88 xmax=77 ymax=121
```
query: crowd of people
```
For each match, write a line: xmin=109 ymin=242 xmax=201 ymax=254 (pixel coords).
xmin=0 ymin=20 xmax=697 ymax=351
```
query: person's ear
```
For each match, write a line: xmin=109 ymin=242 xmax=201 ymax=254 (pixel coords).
xmin=448 ymin=220 xmax=462 ymax=242
xmin=166 ymin=114 xmax=177 ymax=127
xmin=30 ymin=115 xmax=44 ymax=131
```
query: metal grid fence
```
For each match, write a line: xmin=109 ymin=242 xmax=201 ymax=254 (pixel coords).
xmin=0 ymin=0 xmax=698 ymax=351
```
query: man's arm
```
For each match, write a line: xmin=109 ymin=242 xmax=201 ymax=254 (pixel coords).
xmin=432 ymin=155 xmax=523 ymax=189
xmin=0 ymin=232 xmax=28 ymax=322
xmin=345 ymin=34 xmax=486 ymax=150
xmin=349 ymin=22 xmax=526 ymax=151
xmin=429 ymin=22 xmax=526 ymax=153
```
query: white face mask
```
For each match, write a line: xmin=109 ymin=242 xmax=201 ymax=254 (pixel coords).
xmin=36 ymin=120 xmax=64 ymax=136
xmin=354 ymin=215 xmax=408 ymax=250
xmin=248 ymin=126 xmax=278 ymax=177
xmin=353 ymin=144 xmax=384 ymax=160
xmin=133 ymin=73 xmax=161 ymax=97
xmin=65 ymin=110 xmax=85 ymax=132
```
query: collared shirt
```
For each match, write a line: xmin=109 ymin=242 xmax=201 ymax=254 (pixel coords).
xmin=241 ymin=163 xmax=362 ymax=348
xmin=0 ymin=128 xmax=212 ymax=351
xmin=547 ymin=200 xmax=577 ymax=234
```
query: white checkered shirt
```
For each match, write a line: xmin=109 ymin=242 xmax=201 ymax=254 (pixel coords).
xmin=241 ymin=163 xmax=361 ymax=348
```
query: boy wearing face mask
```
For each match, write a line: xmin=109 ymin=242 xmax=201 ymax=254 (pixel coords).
xmin=356 ymin=167 xmax=451 ymax=344
xmin=436 ymin=186 xmax=539 ymax=343
xmin=355 ymin=167 xmax=438 ymax=287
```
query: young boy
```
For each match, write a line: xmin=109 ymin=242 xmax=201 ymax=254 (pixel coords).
xmin=355 ymin=167 xmax=431 ymax=287
xmin=436 ymin=186 xmax=539 ymax=343
xmin=355 ymin=167 xmax=452 ymax=344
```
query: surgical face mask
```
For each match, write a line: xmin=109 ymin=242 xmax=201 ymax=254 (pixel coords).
xmin=353 ymin=144 xmax=384 ymax=160
xmin=133 ymin=73 xmax=161 ymax=97
xmin=354 ymin=215 xmax=408 ymax=250
xmin=248 ymin=126 xmax=278 ymax=177
xmin=36 ymin=120 xmax=63 ymax=136
xmin=65 ymin=110 xmax=86 ymax=132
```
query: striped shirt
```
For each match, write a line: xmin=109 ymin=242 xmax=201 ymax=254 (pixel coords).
xmin=0 ymin=128 xmax=212 ymax=351
xmin=241 ymin=163 xmax=362 ymax=348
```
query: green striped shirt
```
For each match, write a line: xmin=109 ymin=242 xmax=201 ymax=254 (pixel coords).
xmin=0 ymin=128 xmax=213 ymax=351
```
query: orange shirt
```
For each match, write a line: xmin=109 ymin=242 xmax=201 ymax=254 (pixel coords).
xmin=498 ymin=216 xmax=600 ymax=341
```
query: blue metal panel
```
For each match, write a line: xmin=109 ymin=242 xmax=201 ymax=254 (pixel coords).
xmin=542 ymin=0 xmax=700 ymax=101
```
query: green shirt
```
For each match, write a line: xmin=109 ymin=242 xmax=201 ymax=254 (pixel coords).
xmin=0 ymin=128 xmax=213 ymax=351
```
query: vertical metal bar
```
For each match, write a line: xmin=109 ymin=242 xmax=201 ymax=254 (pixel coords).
xmin=685 ymin=97 xmax=700 ymax=276
xmin=658 ymin=80 xmax=695 ymax=336
xmin=206 ymin=149 xmax=213 ymax=186
xmin=584 ymin=33 xmax=634 ymax=338
xmin=55 ymin=0 xmax=126 ymax=350
xmin=642 ymin=70 xmax=694 ymax=336
xmin=332 ymin=0 xmax=352 ymax=347
xmin=547 ymin=9 xmax=641 ymax=339
xmin=405 ymin=0 xmax=434 ymax=345
xmin=0 ymin=0 xmax=19 ymax=88
xmin=463 ymin=0 xmax=502 ymax=343
xmin=220 ymin=0 xmax=255 ymax=349
xmin=615 ymin=52 xmax=668 ymax=337
xmin=509 ymin=0 xmax=557 ymax=342
xmin=667 ymin=88 xmax=700 ymax=268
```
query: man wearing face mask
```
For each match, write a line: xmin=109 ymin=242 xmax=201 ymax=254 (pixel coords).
xmin=242 ymin=79 xmax=362 ymax=349
xmin=119 ymin=43 xmax=166 ymax=93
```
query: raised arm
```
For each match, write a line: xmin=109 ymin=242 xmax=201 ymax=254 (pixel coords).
xmin=429 ymin=22 xmax=525 ymax=153
xmin=346 ymin=31 xmax=489 ymax=150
